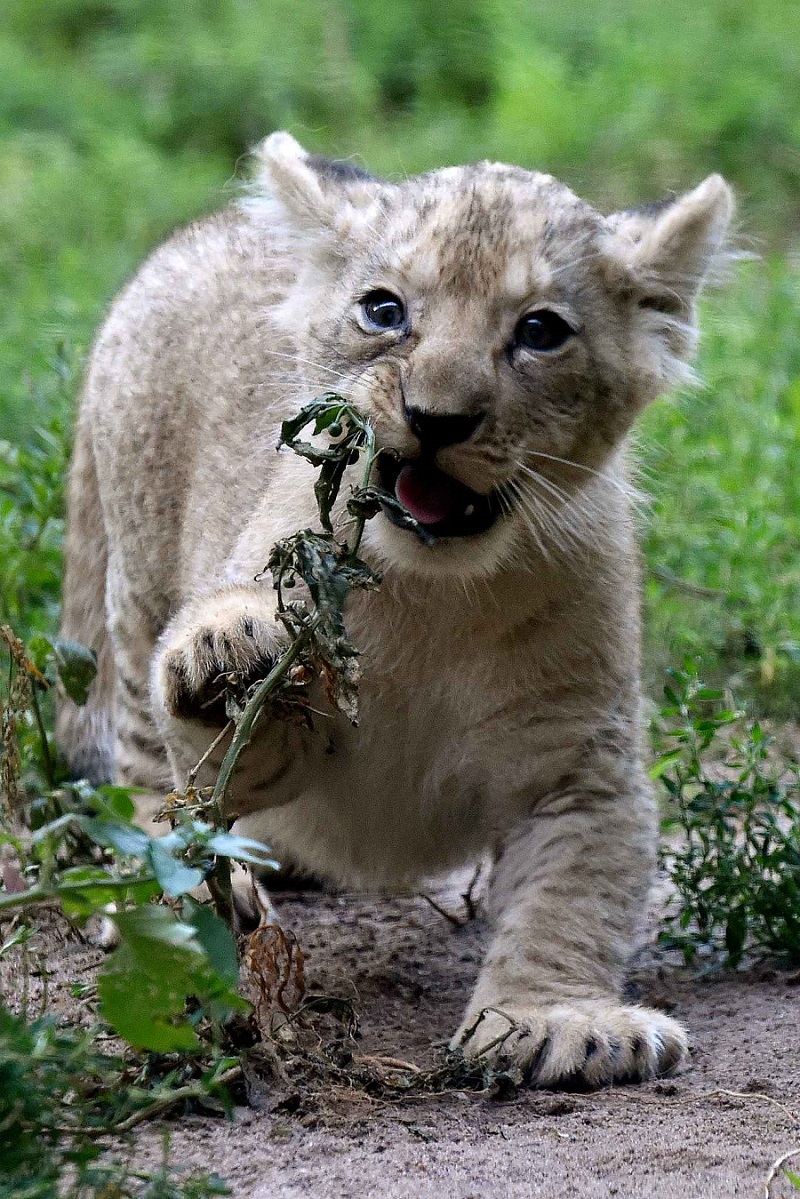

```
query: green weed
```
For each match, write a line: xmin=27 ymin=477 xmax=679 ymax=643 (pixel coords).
xmin=0 ymin=1004 xmax=231 ymax=1199
xmin=653 ymin=665 xmax=800 ymax=967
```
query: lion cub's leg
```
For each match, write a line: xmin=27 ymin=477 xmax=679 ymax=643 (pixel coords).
xmin=453 ymin=763 xmax=687 ymax=1087
xmin=150 ymin=583 xmax=311 ymax=815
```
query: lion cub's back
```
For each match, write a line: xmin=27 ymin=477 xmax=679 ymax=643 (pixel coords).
xmin=84 ymin=208 xmax=294 ymax=598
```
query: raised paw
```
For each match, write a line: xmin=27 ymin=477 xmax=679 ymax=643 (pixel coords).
xmin=154 ymin=590 xmax=284 ymax=722
xmin=452 ymin=999 xmax=687 ymax=1088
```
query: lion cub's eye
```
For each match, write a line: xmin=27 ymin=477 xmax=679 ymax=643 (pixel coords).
xmin=515 ymin=310 xmax=574 ymax=352
xmin=361 ymin=290 xmax=406 ymax=331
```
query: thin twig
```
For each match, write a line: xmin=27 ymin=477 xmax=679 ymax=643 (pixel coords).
xmin=187 ymin=721 xmax=233 ymax=788
xmin=421 ymin=864 xmax=483 ymax=927
xmin=420 ymin=892 xmax=468 ymax=927
xmin=650 ymin=566 xmax=745 ymax=605
xmin=765 ymin=1146 xmax=800 ymax=1198
xmin=462 ymin=862 xmax=483 ymax=920
xmin=210 ymin=624 xmax=317 ymax=809
xmin=605 ymin=1086 xmax=799 ymax=1126
xmin=112 ymin=1065 xmax=242 ymax=1132
xmin=356 ymin=1054 xmax=422 ymax=1073
xmin=30 ymin=684 xmax=55 ymax=789
xmin=209 ymin=403 xmax=379 ymax=813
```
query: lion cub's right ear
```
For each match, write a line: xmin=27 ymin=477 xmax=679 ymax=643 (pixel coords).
xmin=250 ymin=131 xmax=384 ymax=241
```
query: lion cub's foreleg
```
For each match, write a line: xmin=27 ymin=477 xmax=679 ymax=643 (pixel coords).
xmin=454 ymin=761 xmax=687 ymax=1087
xmin=150 ymin=583 xmax=310 ymax=816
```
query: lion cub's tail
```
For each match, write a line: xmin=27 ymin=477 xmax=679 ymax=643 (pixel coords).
xmin=56 ymin=415 xmax=115 ymax=785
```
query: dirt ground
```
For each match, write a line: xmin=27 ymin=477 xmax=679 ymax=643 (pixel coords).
xmin=12 ymin=868 xmax=800 ymax=1199
xmin=128 ymin=868 xmax=800 ymax=1199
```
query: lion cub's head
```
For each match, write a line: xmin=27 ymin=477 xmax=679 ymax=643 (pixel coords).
xmin=251 ymin=133 xmax=732 ymax=579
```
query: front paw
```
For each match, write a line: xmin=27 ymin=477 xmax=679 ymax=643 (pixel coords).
xmin=452 ymin=1000 xmax=687 ymax=1088
xmin=154 ymin=591 xmax=284 ymax=722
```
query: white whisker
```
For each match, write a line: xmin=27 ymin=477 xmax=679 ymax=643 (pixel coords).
xmin=522 ymin=449 xmax=637 ymax=501
xmin=502 ymin=479 xmax=553 ymax=561
xmin=261 ymin=347 xmax=353 ymax=383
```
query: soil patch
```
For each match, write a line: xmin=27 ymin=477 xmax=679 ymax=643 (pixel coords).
xmin=149 ymin=872 xmax=800 ymax=1198
xmin=8 ymin=871 xmax=800 ymax=1198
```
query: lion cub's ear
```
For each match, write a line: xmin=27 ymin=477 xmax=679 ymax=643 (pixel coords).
xmin=604 ymin=176 xmax=734 ymax=390
xmin=605 ymin=175 xmax=735 ymax=314
xmin=249 ymin=131 xmax=384 ymax=240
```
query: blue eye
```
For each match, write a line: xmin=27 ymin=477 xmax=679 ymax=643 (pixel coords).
xmin=361 ymin=290 xmax=405 ymax=330
xmin=515 ymin=310 xmax=574 ymax=352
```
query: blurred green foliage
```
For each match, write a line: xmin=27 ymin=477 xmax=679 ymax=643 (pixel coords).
xmin=1 ymin=0 xmax=799 ymax=708
xmin=641 ymin=261 xmax=800 ymax=710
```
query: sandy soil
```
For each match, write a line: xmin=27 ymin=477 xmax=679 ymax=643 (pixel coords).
xmin=137 ymin=870 xmax=800 ymax=1199
xmin=8 ymin=870 xmax=800 ymax=1198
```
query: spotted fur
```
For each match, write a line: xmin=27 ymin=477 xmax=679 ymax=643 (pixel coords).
xmin=58 ymin=133 xmax=732 ymax=1085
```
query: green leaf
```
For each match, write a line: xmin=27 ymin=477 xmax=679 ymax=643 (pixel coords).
xmin=31 ymin=812 xmax=83 ymax=844
xmin=58 ymin=866 xmax=159 ymax=921
xmin=98 ymin=906 xmax=245 ymax=1052
xmin=183 ymin=897 xmax=239 ymax=988
xmin=649 ymin=748 xmax=684 ymax=779
xmin=724 ymin=907 xmax=748 ymax=964
xmin=278 ymin=396 xmax=348 ymax=447
xmin=50 ymin=638 xmax=98 ymax=705
xmin=349 ymin=486 xmax=436 ymax=546
xmin=26 ymin=632 xmax=53 ymax=675
xmin=206 ymin=831 xmax=280 ymax=869
xmin=83 ymin=817 xmax=151 ymax=858
xmin=94 ymin=785 xmax=137 ymax=822
xmin=783 ymin=1168 xmax=800 ymax=1189
xmin=314 ymin=455 xmax=349 ymax=532
xmin=147 ymin=839 xmax=204 ymax=896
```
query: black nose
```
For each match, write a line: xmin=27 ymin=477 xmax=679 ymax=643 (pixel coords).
xmin=404 ymin=406 xmax=485 ymax=449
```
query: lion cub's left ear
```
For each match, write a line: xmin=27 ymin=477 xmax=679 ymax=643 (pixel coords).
xmin=604 ymin=176 xmax=734 ymax=389
xmin=605 ymin=174 xmax=734 ymax=313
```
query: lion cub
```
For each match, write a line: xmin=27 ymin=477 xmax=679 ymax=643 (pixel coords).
xmin=59 ymin=133 xmax=732 ymax=1086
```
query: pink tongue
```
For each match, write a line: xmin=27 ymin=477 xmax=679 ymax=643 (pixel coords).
xmin=395 ymin=463 xmax=467 ymax=526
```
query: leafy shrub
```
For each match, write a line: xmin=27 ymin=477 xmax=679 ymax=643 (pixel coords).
xmin=653 ymin=666 xmax=800 ymax=966
xmin=0 ymin=1002 xmax=232 ymax=1199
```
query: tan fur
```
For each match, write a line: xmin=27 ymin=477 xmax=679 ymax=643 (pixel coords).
xmin=58 ymin=133 xmax=733 ymax=1085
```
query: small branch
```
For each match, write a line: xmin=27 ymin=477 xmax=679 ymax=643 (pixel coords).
xmin=421 ymin=865 xmax=482 ymax=927
xmin=356 ymin=1054 xmax=422 ymax=1074
xmin=208 ymin=405 xmax=380 ymax=813
xmin=765 ymin=1146 xmax=800 ymax=1198
xmin=113 ymin=1065 xmax=242 ymax=1132
xmin=210 ymin=622 xmax=317 ymax=811
xmin=461 ymin=862 xmax=483 ymax=921
xmin=186 ymin=721 xmax=233 ymax=788
xmin=606 ymin=1086 xmax=799 ymax=1126
xmin=0 ymin=871 xmax=157 ymax=915
xmin=650 ymin=567 xmax=744 ymax=606
xmin=30 ymin=684 xmax=55 ymax=789
xmin=205 ymin=861 xmax=234 ymax=928
xmin=420 ymin=892 xmax=469 ymax=928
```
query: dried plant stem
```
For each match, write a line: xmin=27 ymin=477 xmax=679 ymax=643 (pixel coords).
xmin=30 ymin=684 xmax=55 ymax=789
xmin=210 ymin=621 xmax=319 ymax=811
xmin=114 ymin=1065 xmax=241 ymax=1131
xmin=209 ymin=409 xmax=378 ymax=814
xmin=186 ymin=721 xmax=233 ymax=788
xmin=765 ymin=1146 xmax=800 ymax=1197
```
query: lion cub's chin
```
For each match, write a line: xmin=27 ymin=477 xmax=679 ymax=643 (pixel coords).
xmin=363 ymin=511 xmax=517 ymax=580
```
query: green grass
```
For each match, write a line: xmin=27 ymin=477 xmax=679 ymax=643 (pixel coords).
xmin=641 ymin=260 xmax=800 ymax=713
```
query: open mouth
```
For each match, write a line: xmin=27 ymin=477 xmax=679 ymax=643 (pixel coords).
xmin=377 ymin=455 xmax=504 ymax=540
